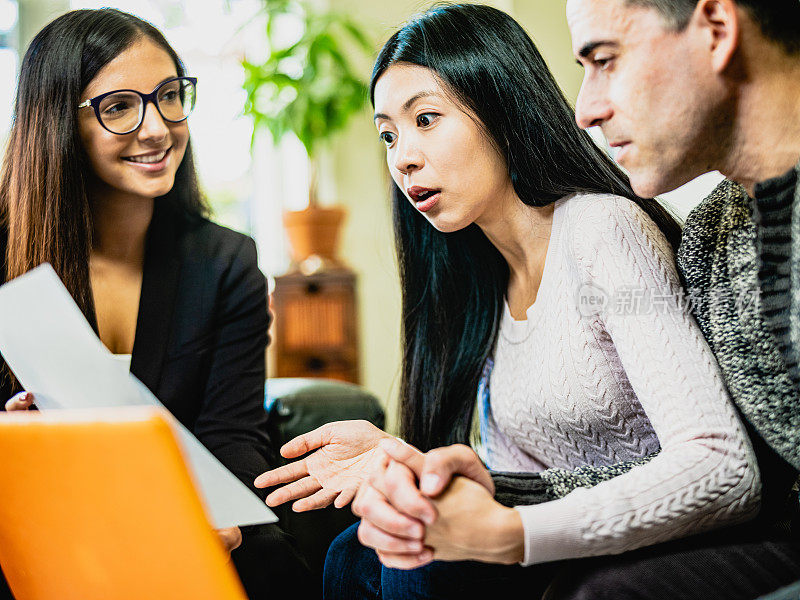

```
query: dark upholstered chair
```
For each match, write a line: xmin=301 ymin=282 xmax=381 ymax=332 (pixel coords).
xmin=265 ymin=378 xmax=385 ymax=590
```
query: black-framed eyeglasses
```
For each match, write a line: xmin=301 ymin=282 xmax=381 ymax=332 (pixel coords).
xmin=78 ymin=77 xmax=197 ymax=135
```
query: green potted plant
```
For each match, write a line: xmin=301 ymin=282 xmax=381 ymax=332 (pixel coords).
xmin=242 ymin=0 xmax=373 ymax=269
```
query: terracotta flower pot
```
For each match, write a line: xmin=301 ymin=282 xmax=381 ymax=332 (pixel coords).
xmin=283 ymin=205 xmax=347 ymax=265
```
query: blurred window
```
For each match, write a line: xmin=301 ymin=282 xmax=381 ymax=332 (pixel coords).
xmin=0 ymin=0 xmax=19 ymax=146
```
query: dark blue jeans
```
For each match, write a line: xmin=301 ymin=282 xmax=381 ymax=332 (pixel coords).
xmin=323 ymin=522 xmax=800 ymax=600
xmin=322 ymin=522 xmax=557 ymax=600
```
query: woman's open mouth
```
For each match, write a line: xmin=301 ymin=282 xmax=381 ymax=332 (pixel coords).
xmin=407 ymin=186 xmax=442 ymax=213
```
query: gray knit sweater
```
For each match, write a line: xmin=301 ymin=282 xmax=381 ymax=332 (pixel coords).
xmin=679 ymin=177 xmax=800 ymax=474
xmin=752 ymin=163 xmax=800 ymax=386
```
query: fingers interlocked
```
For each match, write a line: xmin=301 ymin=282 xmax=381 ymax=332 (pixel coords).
xmin=355 ymin=455 xmax=438 ymax=569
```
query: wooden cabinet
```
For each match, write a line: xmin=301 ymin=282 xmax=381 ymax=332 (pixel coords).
xmin=271 ymin=269 xmax=359 ymax=383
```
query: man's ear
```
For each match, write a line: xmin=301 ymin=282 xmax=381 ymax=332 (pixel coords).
xmin=693 ymin=0 xmax=740 ymax=73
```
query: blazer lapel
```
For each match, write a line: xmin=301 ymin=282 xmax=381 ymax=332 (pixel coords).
xmin=131 ymin=203 xmax=182 ymax=395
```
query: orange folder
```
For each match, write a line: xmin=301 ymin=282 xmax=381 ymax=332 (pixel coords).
xmin=0 ymin=407 xmax=247 ymax=600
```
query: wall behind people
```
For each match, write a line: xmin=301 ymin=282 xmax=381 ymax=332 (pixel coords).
xmin=18 ymin=0 xmax=66 ymax=49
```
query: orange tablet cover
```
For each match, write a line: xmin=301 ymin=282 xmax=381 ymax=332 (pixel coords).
xmin=0 ymin=407 xmax=247 ymax=600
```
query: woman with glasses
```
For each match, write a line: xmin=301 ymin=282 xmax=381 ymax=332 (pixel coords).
xmin=0 ymin=8 xmax=312 ymax=599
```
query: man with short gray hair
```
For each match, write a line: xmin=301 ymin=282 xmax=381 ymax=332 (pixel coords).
xmin=565 ymin=0 xmax=800 ymax=597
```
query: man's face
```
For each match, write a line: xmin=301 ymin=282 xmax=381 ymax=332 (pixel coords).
xmin=568 ymin=0 xmax=730 ymax=197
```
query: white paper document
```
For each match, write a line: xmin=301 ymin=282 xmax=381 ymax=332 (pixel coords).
xmin=0 ymin=264 xmax=277 ymax=528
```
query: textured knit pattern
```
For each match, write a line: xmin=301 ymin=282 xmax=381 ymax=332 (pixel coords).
xmin=789 ymin=161 xmax=800 ymax=392
xmin=483 ymin=194 xmax=760 ymax=565
xmin=539 ymin=451 xmax=658 ymax=500
xmin=491 ymin=471 xmax=551 ymax=507
xmin=490 ymin=452 xmax=657 ymax=507
xmin=752 ymin=166 xmax=799 ymax=384
xmin=678 ymin=178 xmax=800 ymax=473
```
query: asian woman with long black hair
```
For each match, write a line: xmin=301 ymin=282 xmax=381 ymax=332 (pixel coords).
xmin=253 ymin=5 xmax=779 ymax=599
xmin=251 ymin=4 xmax=788 ymax=599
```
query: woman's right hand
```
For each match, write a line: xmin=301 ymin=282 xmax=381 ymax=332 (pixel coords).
xmin=5 ymin=391 xmax=34 ymax=411
xmin=254 ymin=419 xmax=393 ymax=512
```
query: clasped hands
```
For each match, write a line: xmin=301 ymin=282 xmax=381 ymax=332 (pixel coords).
xmin=254 ymin=420 xmax=524 ymax=568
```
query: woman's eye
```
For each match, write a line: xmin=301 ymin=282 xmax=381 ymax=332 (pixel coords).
xmin=416 ymin=113 xmax=438 ymax=127
xmin=103 ymin=102 xmax=130 ymax=115
xmin=379 ymin=131 xmax=396 ymax=146
xmin=160 ymin=90 xmax=179 ymax=103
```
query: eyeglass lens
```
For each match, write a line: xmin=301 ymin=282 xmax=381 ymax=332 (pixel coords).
xmin=97 ymin=79 xmax=196 ymax=134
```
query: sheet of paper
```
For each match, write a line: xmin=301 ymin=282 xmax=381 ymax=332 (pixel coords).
xmin=0 ymin=264 xmax=277 ymax=528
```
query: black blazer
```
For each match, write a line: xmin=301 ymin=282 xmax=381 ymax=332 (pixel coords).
xmin=0 ymin=206 xmax=314 ymax=599
xmin=0 ymin=202 xmax=276 ymax=499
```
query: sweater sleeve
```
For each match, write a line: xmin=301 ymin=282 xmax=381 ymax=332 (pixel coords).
xmin=513 ymin=196 xmax=761 ymax=565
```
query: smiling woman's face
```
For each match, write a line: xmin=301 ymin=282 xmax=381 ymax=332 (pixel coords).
xmin=373 ymin=63 xmax=515 ymax=233
xmin=78 ymin=37 xmax=189 ymax=203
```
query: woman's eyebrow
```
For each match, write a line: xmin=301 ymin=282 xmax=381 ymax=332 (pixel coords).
xmin=374 ymin=90 xmax=441 ymax=121
xmin=96 ymin=74 xmax=179 ymax=95
xmin=401 ymin=90 xmax=439 ymax=111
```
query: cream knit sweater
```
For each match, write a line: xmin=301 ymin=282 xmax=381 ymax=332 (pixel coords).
xmin=483 ymin=194 xmax=761 ymax=565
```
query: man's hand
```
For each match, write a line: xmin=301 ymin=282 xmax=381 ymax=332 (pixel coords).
xmin=381 ymin=439 xmax=494 ymax=497
xmin=353 ymin=454 xmax=434 ymax=570
xmin=354 ymin=441 xmax=523 ymax=569
xmin=356 ymin=440 xmax=495 ymax=529
xmin=423 ymin=476 xmax=524 ymax=565
xmin=254 ymin=420 xmax=393 ymax=512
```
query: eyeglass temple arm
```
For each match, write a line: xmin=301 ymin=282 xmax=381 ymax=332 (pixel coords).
xmin=77 ymin=100 xmax=91 ymax=108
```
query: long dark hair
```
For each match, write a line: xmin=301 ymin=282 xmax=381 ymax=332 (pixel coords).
xmin=370 ymin=3 xmax=682 ymax=451
xmin=0 ymin=8 xmax=208 ymax=326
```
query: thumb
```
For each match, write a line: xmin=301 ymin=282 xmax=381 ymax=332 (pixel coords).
xmin=421 ymin=445 xmax=493 ymax=497
xmin=378 ymin=437 xmax=425 ymax=476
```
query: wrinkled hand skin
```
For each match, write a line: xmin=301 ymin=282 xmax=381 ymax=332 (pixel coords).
xmin=254 ymin=420 xmax=393 ymax=512
xmin=423 ymin=476 xmax=524 ymax=565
